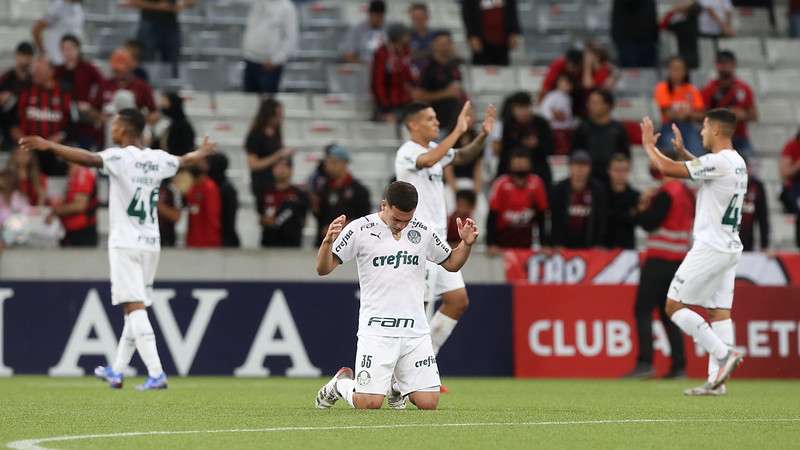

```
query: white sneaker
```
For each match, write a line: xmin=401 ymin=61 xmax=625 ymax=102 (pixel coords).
xmin=684 ymin=382 xmax=727 ymax=396
xmin=387 ymin=385 xmax=406 ymax=410
xmin=711 ymin=349 xmax=744 ymax=389
xmin=315 ymin=367 xmax=353 ymax=409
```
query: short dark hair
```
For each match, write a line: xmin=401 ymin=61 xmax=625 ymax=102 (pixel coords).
xmin=566 ymin=49 xmax=583 ymax=66
xmin=716 ymin=50 xmax=737 ymax=63
xmin=431 ymin=29 xmax=452 ymax=40
xmin=385 ymin=181 xmax=418 ymax=212
xmin=409 ymin=2 xmax=428 ymax=13
xmin=403 ymin=102 xmax=431 ymax=124
xmin=589 ymin=88 xmax=614 ymax=108
xmin=368 ymin=0 xmax=386 ymax=14
xmin=706 ymin=108 xmax=737 ymax=135
xmin=386 ymin=22 xmax=410 ymax=44
xmin=609 ymin=153 xmax=630 ymax=165
xmin=16 ymin=42 xmax=34 ymax=55
xmin=117 ymin=108 xmax=146 ymax=137
xmin=455 ymin=189 xmax=477 ymax=207
xmin=60 ymin=34 xmax=81 ymax=47
xmin=509 ymin=147 xmax=531 ymax=162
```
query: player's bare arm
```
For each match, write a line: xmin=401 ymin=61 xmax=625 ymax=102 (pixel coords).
xmin=178 ymin=136 xmax=217 ymax=168
xmin=441 ymin=217 xmax=479 ymax=272
xmin=316 ymin=214 xmax=346 ymax=276
xmin=670 ymin=123 xmax=696 ymax=161
xmin=453 ymin=104 xmax=496 ymax=165
xmin=640 ymin=117 xmax=690 ymax=179
xmin=18 ymin=136 xmax=103 ymax=168
xmin=415 ymin=101 xmax=472 ymax=169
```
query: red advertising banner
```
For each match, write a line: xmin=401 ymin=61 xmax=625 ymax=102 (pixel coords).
xmin=504 ymin=249 xmax=800 ymax=286
xmin=513 ymin=285 xmax=800 ymax=378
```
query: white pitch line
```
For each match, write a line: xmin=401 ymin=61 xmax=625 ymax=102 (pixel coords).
xmin=7 ymin=418 xmax=800 ymax=450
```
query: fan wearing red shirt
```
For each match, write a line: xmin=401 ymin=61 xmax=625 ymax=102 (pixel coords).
xmin=701 ymin=51 xmax=757 ymax=157
xmin=539 ymin=47 xmax=615 ymax=117
xmin=53 ymin=162 xmax=98 ymax=247
xmin=779 ymin=129 xmax=800 ymax=247
xmin=371 ymin=24 xmax=414 ymax=123
xmin=487 ymin=149 xmax=549 ymax=251
xmin=185 ymin=158 xmax=222 ymax=248
xmin=55 ymin=34 xmax=105 ymax=149
xmin=94 ymin=48 xmax=158 ymax=129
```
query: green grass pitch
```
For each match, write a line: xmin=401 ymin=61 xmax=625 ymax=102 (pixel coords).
xmin=1 ymin=376 xmax=799 ymax=449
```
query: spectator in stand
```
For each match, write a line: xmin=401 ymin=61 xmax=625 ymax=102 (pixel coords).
xmin=185 ymin=157 xmax=222 ymax=248
xmin=486 ymin=149 xmax=549 ymax=252
xmin=371 ymin=23 xmax=413 ymax=123
xmin=55 ymin=34 xmax=104 ymax=150
xmin=604 ymin=154 xmax=639 ymax=249
xmin=461 ymin=0 xmax=521 ymax=66
xmin=779 ymin=129 xmax=800 ymax=246
xmin=208 ymin=153 xmax=240 ymax=248
xmin=408 ymin=3 xmax=435 ymax=67
xmin=156 ymin=92 xmax=195 ymax=156
xmin=446 ymin=128 xmax=483 ymax=191
xmin=661 ymin=1 xmax=702 ymax=69
xmin=611 ymin=0 xmax=659 ymax=68
xmin=539 ymin=46 xmax=615 ymax=118
xmin=0 ymin=42 xmax=34 ymax=151
xmin=242 ymin=0 xmax=299 ymax=94
xmin=157 ymin=178 xmax=180 ymax=247
xmin=0 ymin=171 xmax=30 ymax=237
xmin=698 ymin=0 xmax=735 ymax=38
xmin=447 ymin=189 xmax=477 ymax=247
xmin=311 ymin=144 xmax=371 ymax=245
xmin=701 ymin=50 xmax=757 ymax=158
xmin=411 ymin=30 xmax=465 ymax=132
xmin=122 ymin=0 xmax=197 ymax=78
xmin=261 ymin=157 xmax=308 ymax=247
xmin=12 ymin=58 xmax=75 ymax=176
xmin=124 ymin=39 xmax=150 ymax=83
xmin=497 ymin=91 xmax=554 ymax=188
xmin=342 ymin=0 xmax=387 ymax=64
xmin=97 ymin=48 xmax=159 ymax=129
xmin=53 ymin=161 xmax=97 ymax=247
xmin=549 ymin=151 xmax=607 ymax=249
xmin=740 ymin=161 xmax=769 ymax=252
xmin=32 ymin=0 xmax=84 ymax=66
xmin=791 ymin=0 xmax=800 ymax=37
xmin=539 ymin=74 xmax=576 ymax=155
xmin=245 ymin=98 xmax=293 ymax=214
xmin=571 ymin=88 xmax=631 ymax=186
xmin=6 ymin=146 xmax=47 ymax=206
xmin=654 ymin=56 xmax=705 ymax=156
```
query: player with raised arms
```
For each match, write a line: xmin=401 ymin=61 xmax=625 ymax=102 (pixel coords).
xmin=19 ymin=108 xmax=216 ymax=390
xmin=314 ymin=181 xmax=479 ymax=410
xmin=394 ymin=100 xmax=495 ymax=392
xmin=640 ymin=108 xmax=746 ymax=395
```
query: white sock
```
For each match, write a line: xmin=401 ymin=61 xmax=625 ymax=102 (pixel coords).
xmin=129 ymin=309 xmax=164 ymax=378
xmin=335 ymin=378 xmax=356 ymax=408
xmin=707 ymin=319 xmax=734 ymax=383
xmin=670 ymin=308 xmax=728 ymax=360
xmin=429 ymin=311 xmax=458 ymax=355
xmin=112 ymin=316 xmax=136 ymax=374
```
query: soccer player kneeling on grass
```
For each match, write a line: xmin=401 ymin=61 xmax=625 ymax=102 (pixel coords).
xmin=20 ymin=109 xmax=216 ymax=390
xmin=314 ymin=181 xmax=478 ymax=410
xmin=640 ymin=108 xmax=746 ymax=396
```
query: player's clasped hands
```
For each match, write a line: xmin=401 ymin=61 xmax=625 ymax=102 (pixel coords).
xmin=456 ymin=217 xmax=479 ymax=246
xmin=324 ymin=215 xmax=347 ymax=244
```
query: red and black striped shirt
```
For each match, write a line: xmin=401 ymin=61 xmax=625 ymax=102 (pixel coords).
xmin=17 ymin=83 xmax=74 ymax=139
xmin=370 ymin=45 xmax=413 ymax=111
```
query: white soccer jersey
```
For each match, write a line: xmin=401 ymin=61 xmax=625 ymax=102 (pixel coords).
xmin=684 ymin=149 xmax=747 ymax=253
xmin=99 ymin=146 xmax=180 ymax=250
xmin=395 ymin=140 xmax=456 ymax=235
xmin=332 ymin=213 xmax=452 ymax=338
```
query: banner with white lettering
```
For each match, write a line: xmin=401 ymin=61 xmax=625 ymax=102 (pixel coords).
xmin=503 ymin=249 xmax=800 ymax=286
xmin=0 ymin=282 xmax=511 ymax=377
xmin=513 ymin=285 xmax=800 ymax=378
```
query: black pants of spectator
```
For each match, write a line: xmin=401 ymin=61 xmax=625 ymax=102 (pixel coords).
xmin=243 ymin=60 xmax=283 ymax=94
xmin=61 ymin=226 xmax=98 ymax=247
xmin=615 ymin=40 xmax=658 ymax=68
xmin=137 ymin=20 xmax=181 ymax=78
xmin=634 ymin=258 xmax=686 ymax=371
xmin=472 ymin=42 xmax=510 ymax=66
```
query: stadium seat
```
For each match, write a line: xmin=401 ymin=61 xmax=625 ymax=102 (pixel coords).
xmin=430 ymin=2 xmax=463 ymax=32
xmin=537 ymin=2 xmax=585 ymax=32
xmin=341 ymin=1 xmax=366 ymax=26
xmin=7 ymin=0 xmax=49 ymax=22
xmin=351 ymin=151 xmax=393 ymax=179
xmin=280 ymin=61 xmax=328 ymax=92
xmin=196 ymin=118 xmax=251 ymax=147
xmin=276 ymin=93 xmax=313 ymax=119
xmin=469 ymin=66 xmax=517 ymax=94
xmin=758 ymin=98 xmax=797 ymax=125
xmin=299 ymin=1 xmax=343 ymax=28
xmin=525 ymin=33 xmax=573 ymax=65
xmin=296 ymin=30 xmax=342 ymax=61
xmin=296 ymin=120 xmax=351 ymax=146
xmin=181 ymin=91 xmax=215 ymax=119
xmin=616 ymin=69 xmax=659 ymax=96
xmin=212 ymin=92 xmax=261 ymax=118
xmin=585 ymin=3 xmax=611 ymax=33
xmin=350 ymin=122 xmax=400 ymax=148
xmin=206 ymin=0 xmax=251 ymax=25
xmin=749 ymin=124 xmax=796 ymax=155
xmin=327 ymin=64 xmax=370 ymax=95
xmin=732 ymin=7 xmax=774 ymax=36
xmin=517 ymin=66 xmax=547 ymax=96
xmin=235 ymin=208 xmax=261 ymax=249
xmin=765 ymin=39 xmax=800 ymax=69
xmin=757 ymin=69 xmax=800 ymax=97
xmin=717 ymin=37 xmax=765 ymax=67
xmin=310 ymin=94 xmax=371 ymax=120
xmin=612 ymin=96 xmax=649 ymax=122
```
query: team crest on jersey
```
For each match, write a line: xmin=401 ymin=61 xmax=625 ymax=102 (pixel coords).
xmin=407 ymin=229 xmax=421 ymax=244
xmin=356 ymin=370 xmax=371 ymax=386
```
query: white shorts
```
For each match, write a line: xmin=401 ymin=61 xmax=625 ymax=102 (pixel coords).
xmin=109 ymin=248 xmax=160 ymax=307
xmin=668 ymin=246 xmax=741 ymax=310
xmin=425 ymin=260 xmax=465 ymax=301
xmin=354 ymin=334 xmax=441 ymax=397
